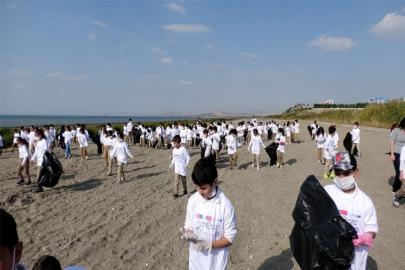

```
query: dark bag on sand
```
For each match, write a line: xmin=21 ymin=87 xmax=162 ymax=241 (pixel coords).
xmin=265 ymin=142 xmax=278 ymax=166
xmin=37 ymin=152 xmax=63 ymax=188
xmin=153 ymin=140 xmax=159 ymax=148
xmin=290 ymin=176 xmax=357 ymax=270
xmin=134 ymin=130 xmax=141 ymax=144
xmin=195 ymin=138 xmax=202 ymax=147
xmin=343 ymin=133 xmax=358 ymax=156
xmin=268 ymin=130 xmax=272 ymax=140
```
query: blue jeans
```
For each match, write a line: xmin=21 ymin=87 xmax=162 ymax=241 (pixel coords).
xmin=65 ymin=142 xmax=71 ymax=157
xmin=238 ymin=136 xmax=242 ymax=144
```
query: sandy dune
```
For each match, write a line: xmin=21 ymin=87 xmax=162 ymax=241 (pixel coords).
xmin=1 ymin=120 xmax=404 ymax=270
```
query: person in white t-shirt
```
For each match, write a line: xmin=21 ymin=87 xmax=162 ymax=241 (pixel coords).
xmin=201 ymin=129 xmax=213 ymax=159
xmin=294 ymin=120 xmax=300 ymax=143
xmin=170 ymin=135 xmax=190 ymax=199
xmin=211 ymin=127 xmax=221 ymax=161
xmin=324 ymin=151 xmax=379 ymax=270
xmin=275 ymin=128 xmax=286 ymax=168
xmin=310 ymin=121 xmax=317 ymax=140
xmin=127 ymin=118 xmax=134 ymax=145
xmin=181 ymin=158 xmax=237 ymax=270
xmin=11 ymin=129 xmax=20 ymax=152
xmin=186 ymin=125 xmax=193 ymax=149
xmin=123 ymin=123 xmax=128 ymax=144
xmin=332 ymin=125 xmax=340 ymax=150
xmin=315 ymin=127 xmax=326 ymax=164
xmin=285 ymin=121 xmax=292 ymax=144
xmin=226 ymin=129 xmax=238 ymax=170
xmin=350 ymin=122 xmax=361 ymax=157
xmin=257 ymin=122 xmax=264 ymax=139
xmin=30 ymin=129 xmax=49 ymax=192
xmin=236 ymin=123 xmax=243 ymax=144
xmin=393 ymin=145 xmax=405 ymax=207
xmin=110 ymin=132 xmax=133 ymax=183
xmin=324 ymin=126 xmax=336 ymax=179
xmin=251 ymin=115 xmax=257 ymax=126
xmin=248 ymin=129 xmax=266 ymax=171
xmin=105 ymin=131 xmax=117 ymax=176
xmin=0 ymin=134 xmax=3 ymax=156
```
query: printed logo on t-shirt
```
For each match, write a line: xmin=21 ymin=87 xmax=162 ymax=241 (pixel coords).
xmin=340 ymin=210 xmax=348 ymax=215
xmin=196 ymin=214 xmax=203 ymax=219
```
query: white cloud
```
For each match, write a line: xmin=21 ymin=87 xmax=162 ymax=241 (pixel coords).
xmin=88 ymin=32 xmax=96 ymax=41
xmin=85 ymin=19 xmax=106 ymax=28
xmin=162 ymin=24 xmax=210 ymax=33
xmin=46 ymin=71 xmax=63 ymax=77
xmin=307 ymin=35 xmax=357 ymax=51
xmin=9 ymin=70 xmax=30 ymax=76
xmin=370 ymin=13 xmax=405 ymax=39
xmin=165 ymin=3 xmax=186 ymax=15
xmin=64 ymin=75 xmax=88 ymax=81
xmin=181 ymin=60 xmax=189 ymax=65
xmin=242 ymin=52 xmax=258 ymax=58
xmin=135 ymin=75 xmax=156 ymax=84
xmin=160 ymin=58 xmax=174 ymax=65
xmin=206 ymin=44 xmax=214 ymax=50
xmin=11 ymin=83 xmax=24 ymax=89
xmin=180 ymin=80 xmax=192 ymax=85
xmin=147 ymin=46 xmax=165 ymax=54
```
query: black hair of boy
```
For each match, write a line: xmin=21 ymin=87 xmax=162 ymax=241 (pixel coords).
xmin=230 ymin=129 xmax=237 ymax=135
xmin=191 ymin=158 xmax=218 ymax=186
xmin=0 ymin=209 xmax=18 ymax=253
xmin=172 ymin=135 xmax=181 ymax=143
xmin=328 ymin=126 xmax=336 ymax=134
xmin=203 ymin=129 xmax=209 ymax=135
xmin=32 ymin=255 xmax=62 ymax=270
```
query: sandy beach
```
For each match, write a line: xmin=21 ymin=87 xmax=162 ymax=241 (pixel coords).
xmin=1 ymin=119 xmax=404 ymax=270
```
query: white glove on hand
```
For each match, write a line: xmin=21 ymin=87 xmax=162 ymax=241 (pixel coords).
xmin=129 ymin=155 xmax=134 ymax=159
xmin=169 ymin=163 xmax=174 ymax=168
xmin=247 ymin=148 xmax=250 ymax=151
xmin=193 ymin=238 xmax=212 ymax=253
xmin=180 ymin=228 xmax=199 ymax=243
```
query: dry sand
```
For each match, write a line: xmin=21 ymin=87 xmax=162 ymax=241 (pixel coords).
xmin=1 ymin=119 xmax=404 ymax=270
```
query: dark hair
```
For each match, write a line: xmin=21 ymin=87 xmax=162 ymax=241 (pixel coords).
xmin=20 ymin=126 xmax=24 ymax=130
xmin=349 ymin=153 xmax=358 ymax=171
xmin=287 ymin=121 xmax=290 ymax=126
xmin=253 ymin=128 xmax=258 ymax=135
xmin=398 ymin=117 xmax=405 ymax=129
xmin=172 ymin=135 xmax=181 ymax=143
xmin=101 ymin=124 xmax=106 ymax=128
xmin=278 ymin=127 xmax=285 ymax=136
xmin=129 ymin=118 xmax=132 ymax=121
xmin=391 ymin=123 xmax=398 ymax=132
xmin=65 ymin=125 xmax=71 ymax=131
xmin=203 ymin=129 xmax=209 ymax=135
xmin=32 ymin=255 xmax=62 ymax=270
xmin=107 ymin=131 xmax=113 ymax=136
xmin=316 ymin=127 xmax=325 ymax=136
xmin=107 ymin=123 xmax=111 ymax=126
xmin=230 ymin=129 xmax=237 ymax=135
xmin=192 ymin=158 xmax=218 ymax=186
xmin=354 ymin=122 xmax=359 ymax=126
xmin=16 ymin=137 xmax=28 ymax=147
xmin=77 ymin=123 xmax=80 ymax=126
xmin=328 ymin=126 xmax=336 ymax=134
xmin=35 ymin=129 xmax=46 ymax=140
xmin=213 ymin=126 xmax=217 ymax=132
xmin=0 ymin=209 xmax=19 ymax=253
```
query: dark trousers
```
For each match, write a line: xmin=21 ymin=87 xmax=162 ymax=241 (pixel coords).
xmin=97 ymin=143 xmax=103 ymax=155
xmin=201 ymin=146 xmax=206 ymax=159
xmin=393 ymin=153 xmax=401 ymax=192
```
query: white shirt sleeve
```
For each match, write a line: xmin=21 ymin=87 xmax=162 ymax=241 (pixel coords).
xmin=400 ymin=146 xmax=405 ymax=172
xmin=364 ymin=201 xmax=379 ymax=234
xmin=223 ymin=204 xmax=237 ymax=243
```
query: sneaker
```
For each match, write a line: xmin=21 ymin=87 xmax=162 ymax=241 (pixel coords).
xmin=183 ymin=190 xmax=188 ymax=196
xmin=277 ymin=163 xmax=280 ymax=168
xmin=65 ymin=156 xmax=68 ymax=159
xmin=25 ymin=181 xmax=32 ymax=186
xmin=81 ymin=158 xmax=83 ymax=161
xmin=392 ymin=192 xmax=396 ymax=200
xmin=257 ymin=166 xmax=260 ymax=171
xmin=317 ymin=160 xmax=320 ymax=163
xmin=17 ymin=180 xmax=25 ymax=185
xmin=280 ymin=165 xmax=283 ymax=168
xmin=107 ymin=171 xmax=112 ymax=176
xmin=85 ymin=156 xmax=89 ymax=160
xmin=32 ymin=186 xmax=44 ymax=193
xmin=117 ymin=179 xmax=121 ymax=183
xmin=330 ymin=174 xmax=335 ymax=179
xmin=251 ymin=164 xmax=255 ymax=168
xmin=323 ymin=174 xmax=329 ymax=179
xmin=393 ymin=197 xmax=400 ymax=208
xmin=230 ymin=167 xmax=233 ymax=170
xmin=172 ymin=194 xmax=179 ymax=199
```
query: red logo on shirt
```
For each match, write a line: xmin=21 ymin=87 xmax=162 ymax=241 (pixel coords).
xmin=206 ymin=216 xmax=212 ymax=221
xmin=340 ymin=210 xmax=348 ymax=215
xmin=336 ymin=154 xmax=342 ymax=162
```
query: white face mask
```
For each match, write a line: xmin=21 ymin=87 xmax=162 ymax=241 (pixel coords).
xmin=354 ymin=126 xmax=357 ymax=129
xmin=208 ymin=185 xmax=217 ymax=199
xmin=334 ymin=175 xmax=356 ymax=190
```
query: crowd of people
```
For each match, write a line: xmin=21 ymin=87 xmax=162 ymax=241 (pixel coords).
xmin=1 ymin=116 xmax=405 ymax=270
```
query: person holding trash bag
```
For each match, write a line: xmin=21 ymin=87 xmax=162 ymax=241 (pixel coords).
xmin=30 ymin=129 xmax=48 ymax=186
xmin=324 ymin=151 xmax=379 ymax=270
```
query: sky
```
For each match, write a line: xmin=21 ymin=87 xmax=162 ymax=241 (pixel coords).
xmin=1 ymin=0 xmax=404 ymax=115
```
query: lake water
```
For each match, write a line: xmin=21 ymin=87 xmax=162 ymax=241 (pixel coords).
xmin=0 ymin=115 xmax=200 ymax=128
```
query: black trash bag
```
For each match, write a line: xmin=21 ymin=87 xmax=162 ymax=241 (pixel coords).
xmin=307 ymin=125 xmax=313 ymax=137
xmin=265 ymin=142 xmax=278 ymax=166
xmin=92 ymin=133 xmax=103 ymax=154
xmin=195 ymin=138 xmax=202 ymax=147
xmin=153 ymin=140 xmax=159 ymax=148
xmin=201 ymin=146 xmax=206 ymax=159
xmin=290 ymin=175 xmax=357 ymax=270
xmin=37 ymin=152 xmax=63 ymax=188
xmin=268 ymin=130 xmax=272 ymax=140
xmin=133 ymin=129 xmax=141 ymax=144
xmin=343 ymin=133 xmax=358 ymax=156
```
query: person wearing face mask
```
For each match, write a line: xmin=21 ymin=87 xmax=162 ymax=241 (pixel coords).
xmin=181 ymin=158 xmax=237 ymax=270
xmin=110 ymin=132 xmax=133 ymax=184
xmin=323 ymin=126 xmax=336 ymax=179
xmin=105 ymin=131 xmax=117 ymax=176
xmin=30 ymin=129 xmax=48 ymax=190
xmin=200 ymin=129 xmax=213 ymax=160
xmin=226 ymin=129 xmax=238 ymax=170
xmin=0 ymin=209 xmax=27 ymax=270
xmin=324 ymin=151 xmax=379 ymax=270
xmin=169 ymin=135 xmax=190 ymax=199
xmin=350 ymin=122 xmax=361 ymax=157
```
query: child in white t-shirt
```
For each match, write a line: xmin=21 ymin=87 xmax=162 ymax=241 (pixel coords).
xmin=170 ymin=135 xmax=190 ymax=199
xmin=211 ymin=127 xmax=221 ymax=161
xmin=315 ymin=127 xmax=326 ymax=164
xmin=12 ymin=129 xmax=19 ymax=152
xmin=77 ymin=128 xmax=89 ymax=161
xmin=393 ymin=145 xmax=405 ymax=207
xmin=324 ymin=126 xmax=336 ymax=179
xmin=181 ymin=158 xmax=237 ymax=270
xmin=227 ymin=129 xmax=238 ymax=169
xmin=248 ymin=129 xmax=266 ymax=171
xmin=275 ymin=128 xmax=286 ymax=168
xmin=110 ymin=132 xmax=133 ymax=183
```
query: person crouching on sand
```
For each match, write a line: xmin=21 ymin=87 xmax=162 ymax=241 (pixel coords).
xmin=110 ymin=132 xmax=133 ymax=183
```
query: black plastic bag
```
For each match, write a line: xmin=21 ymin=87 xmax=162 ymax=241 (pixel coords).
xmin=133 ymin=129 xmax=141 ymax=144
xmin=268 ymin=130 xmax=272 ymax=140
xmin=195 ymin=138 xmax=202 ymax=147
xmin=307 ymin=125 xmax=313 ymax=136
xmin=265 ymin=142 xmax=278 ymax=166
xmin=38 ymin=152 xmax=63 ymax=188
xmin=343 ymin=133 xmax=358 ymax=156
xmin=290 ymin=175 xmax=357 ymax=270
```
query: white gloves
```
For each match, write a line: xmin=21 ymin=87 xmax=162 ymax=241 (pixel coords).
xmin=169 ymin=163 xmax=174 ymax=168
xmin=192 ymin=239 xmax=212 ymax=253
xmin=129 ymin=155 xmax=134 ymax=159
xmin=180 ymin=228 xmax=212 ymax=253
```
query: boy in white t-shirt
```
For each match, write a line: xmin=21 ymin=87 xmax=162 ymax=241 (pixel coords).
xmin=170 ymin=135 xmax=190 ymax=199
xmin=226 ymin=129 xmax=238 ymax=169
xmin=275 ymin=127 xmax=286 ymax=168
xmin=393 ymin=145 xmax=405 ymax=207
xmin=350 ymin=122 xmax=361 ymax=157
xmin=12 ymin=129 xmax=19 ymax=152
xmin=211 ymin=127 xmax=221 ymax=161
xmin=324 ymin=151 xmax=379 ymax=270
xmin=324 ymin=126 xmax=336 ymax=179
xmin=181 ymin=158 xmax=237 ymax=270
xmin=248 ymin=129 xmax=266 ymax=171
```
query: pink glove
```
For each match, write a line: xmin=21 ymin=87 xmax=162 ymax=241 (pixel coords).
xmin=352 ymin=233 xmax=374 ymax=247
